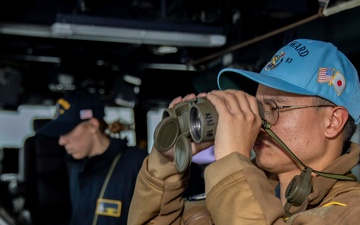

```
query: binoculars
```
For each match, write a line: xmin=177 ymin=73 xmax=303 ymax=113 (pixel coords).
xmin=153 ymin=97 xmax=264 ymax=172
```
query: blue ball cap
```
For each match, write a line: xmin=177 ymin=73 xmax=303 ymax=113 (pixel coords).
xmin=36 ymin=91 xmax=105 ymax=137
xmin=217 ymin=39 xmax=360 ymax=124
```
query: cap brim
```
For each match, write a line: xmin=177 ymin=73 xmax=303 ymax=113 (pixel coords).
xmin=36 ymin=121 xmax=77 ymax=137
xmin=217 ymin=68 xmax=314 ymax=96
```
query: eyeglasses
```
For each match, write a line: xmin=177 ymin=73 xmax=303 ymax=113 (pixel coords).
xmin=262 ymin=99 xmax=335 ymax=126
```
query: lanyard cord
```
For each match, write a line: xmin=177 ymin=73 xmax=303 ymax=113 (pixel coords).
xmin=92 ymin=152 xmax=123 ymax=225
xmin=262 ymin=121 xmax=355 ymax=181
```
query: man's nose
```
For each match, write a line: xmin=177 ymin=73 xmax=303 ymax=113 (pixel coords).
xmin=58 ymin=135 xmax=66 ymax=146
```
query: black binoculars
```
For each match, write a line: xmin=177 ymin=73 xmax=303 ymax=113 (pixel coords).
xmin=153 ymin=97 xmax=264 ymax=172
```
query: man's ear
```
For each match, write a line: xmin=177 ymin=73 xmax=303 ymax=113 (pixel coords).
xmin=88 ymin=118 xmax=100 ymax=133
xmin=325 ymin=106 xmax=349 ymax=138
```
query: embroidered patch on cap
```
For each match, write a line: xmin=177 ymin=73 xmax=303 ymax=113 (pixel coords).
xmin=317 ymin=68 xmax=335 ymax=83
xmin=317 ymin=68 xmax=346 ymax=96
xmin=79 ymin=109 xmax=93 ymax=120
xmin=331 ymin=71 xmax=346 ymax=96
xmin=264 ymin=51 xmax=285 ymax=71
xmin=53 ymin=98 xmax=71 ymax=120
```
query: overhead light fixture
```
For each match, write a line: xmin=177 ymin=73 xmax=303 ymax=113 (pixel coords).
xmin=50 ymin=23 xmax=226 ymax=47
xmin=142 ymin=63 xmax=196 ymax=71
xmin=50 ymin=14 xmax=226 ymax=47
xmin=152 ymin=46 xmax=178 ymax=55
xmin=0 ymin=22 xmax=225 ymax=47
xmin=0 ymin=14 xmax=226 ymax=47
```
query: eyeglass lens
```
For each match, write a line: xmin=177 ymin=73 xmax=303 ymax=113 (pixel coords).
xmin=262 ymin=99 xmax=278 ymax=125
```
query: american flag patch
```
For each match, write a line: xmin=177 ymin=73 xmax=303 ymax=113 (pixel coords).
xmin=80 ymin=109 xmax=93 ymax=120
xmin=318 ymin=68 xmax=335 ymax=83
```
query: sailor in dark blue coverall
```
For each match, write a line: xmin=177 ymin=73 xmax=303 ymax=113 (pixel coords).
xmin=37 ymin=91 xmax=148 ymax=225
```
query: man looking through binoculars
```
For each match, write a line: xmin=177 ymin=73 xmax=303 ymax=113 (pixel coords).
xmin=129 ymin=39 xmax=360 ymax=224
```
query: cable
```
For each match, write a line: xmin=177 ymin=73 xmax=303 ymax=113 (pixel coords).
xmin=262 ymin=121 xmax=355 ymax=181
